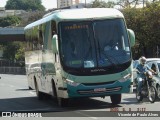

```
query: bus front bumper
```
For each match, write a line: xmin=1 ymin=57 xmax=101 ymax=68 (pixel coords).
xmin=66 ymin=79 xmax=131 ymax=98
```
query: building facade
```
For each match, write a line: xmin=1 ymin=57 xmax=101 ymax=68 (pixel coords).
xmin=0 ymin=7 xmax=26 ymax=18
xmin=57 ymin=0 xmax=79 ymax=8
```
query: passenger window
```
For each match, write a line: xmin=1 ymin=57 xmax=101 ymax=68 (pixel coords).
xmin=151 ymin=64 xmax=157 ymax=72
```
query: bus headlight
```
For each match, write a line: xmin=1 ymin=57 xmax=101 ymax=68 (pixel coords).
xmin=65 ymin=79 xmax=80 ymax=87
xmin=118 ymin=74 xmax=131 ymax=82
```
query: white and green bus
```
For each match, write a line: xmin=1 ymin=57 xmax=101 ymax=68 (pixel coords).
xmin=24 ymin=8 xmax=135 ymax=106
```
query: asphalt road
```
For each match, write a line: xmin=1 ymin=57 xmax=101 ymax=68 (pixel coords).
xmin=0 ymin=74 xmax=160 ymax=119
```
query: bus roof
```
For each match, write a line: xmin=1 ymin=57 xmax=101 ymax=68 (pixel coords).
xmin=25 ymin=8 xmax=124 ymax=30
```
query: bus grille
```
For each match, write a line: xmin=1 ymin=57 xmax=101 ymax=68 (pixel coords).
xmin=82 ymin=81 xmax=115 ymax=86
xmin=77 ymin=86 xmax=122 ymax=95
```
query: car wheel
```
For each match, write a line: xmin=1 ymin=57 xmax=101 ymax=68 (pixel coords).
xmin=157 ymin=85 xmax=160 ymax=100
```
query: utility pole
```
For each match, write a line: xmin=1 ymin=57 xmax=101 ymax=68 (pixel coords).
xmin=157 ymin=45 xmax=159 ymax=58
xmin=143 ymin=0 xmax=145 ymax=8
xmin=85 ymin=0 xmax=86 ymax=8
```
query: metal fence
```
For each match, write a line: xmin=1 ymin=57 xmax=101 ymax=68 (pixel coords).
xmin=0 ymin=60 xmax=25 ymax=67
xmin=0 ymin=60 xmax=26 ymax=74
xmin=0 ymin=67 xmax=26 ymax=75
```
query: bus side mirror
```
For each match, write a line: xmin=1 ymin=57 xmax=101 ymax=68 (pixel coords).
xmin=127 ymin=29 xmax=135 ymax=47
xmin=52 ymin=34 xmax=58 ymax=53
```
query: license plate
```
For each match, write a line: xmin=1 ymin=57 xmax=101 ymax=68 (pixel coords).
xmin=94 ymin=88 xmax=106 ymax=92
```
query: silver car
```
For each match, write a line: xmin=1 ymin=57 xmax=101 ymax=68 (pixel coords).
xmin=147 ymin=60 xmax=160 ymax=100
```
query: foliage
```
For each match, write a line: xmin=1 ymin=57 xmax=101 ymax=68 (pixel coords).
xmin=116 ymin=0 xmax=139 ymax=8
xmin=0 ymin=16 xmax=24 ymax=62
xmin=0 ymin=16 xmax=21 ymax=27
xmin=122 ymin=2 xmax=160 ymax=59
xmin=0 ymin=41 xmax=25 ymax=62
xmin=5 ymin=0 xmax=45 ymax=11
xmin=91 ymin=0 xmax=115 ymax=8
xmin=15 ymin=42 xmax=25 ymax=61
xmin=2 ymin=42 xmax=18 ymax=61
xmin=20 ymin=11 xmax=46 ymax=26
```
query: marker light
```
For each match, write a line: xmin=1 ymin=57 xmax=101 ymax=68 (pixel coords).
xmin=118 ymin=74 xmax=131 ymax=82
xmin=65 ymin=79 xmax=80 ymax=87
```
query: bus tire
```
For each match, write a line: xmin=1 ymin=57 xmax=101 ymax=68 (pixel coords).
xmin=28 ymin=86 xmax=32 ymax=90
xmin=58 ymin=98 xmax=69 ymax=107
xmin=110 ymin=94 xmax=121 ymax=105
xmin=52 ymin=79 xmax=57 ymax=98
xmin=35 ymin=80 xmax=43 ymax=100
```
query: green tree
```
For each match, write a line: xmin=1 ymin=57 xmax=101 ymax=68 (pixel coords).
xmin=122 ymin=8 xmax=144 ymax=59
xmin=0 ymin=16 xmax=24 ymax=62
xmin=0 ymin=41 xmax=25 ymax=62
xmin=5 ymin=0 xmax=45 ymax=11
xmin=20 ymin=11 xmax=46 ymax=26
xmin=122 ymin=2 xmax=160 ymax=58
xmin=116 ymin=0 xmax=139 ymax=8
xmin=0 ymin=16 xmax=21 ymax=27
xmin=2 ymin=42 xmax=19 ymax=61
xmin=105 ymin=1 xmax=115 ymax=8
xmin=91 ymin=0 xmax=115 ymax=8
xmin=15 ymin=42 xmax=25 ymax=61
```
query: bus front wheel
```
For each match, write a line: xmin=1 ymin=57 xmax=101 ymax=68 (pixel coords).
xmin=35 ymin=81 xmax=44 ymax=100
xmin=110 ymin=94 xmax=121 ymax=105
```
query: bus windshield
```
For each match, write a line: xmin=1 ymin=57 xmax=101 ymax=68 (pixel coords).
xmin=59 ymin=19 xmax=131 ymax=75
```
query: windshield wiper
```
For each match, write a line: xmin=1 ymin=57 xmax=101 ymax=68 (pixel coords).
xmin=84 ymin=27 xmax=92 ymax=60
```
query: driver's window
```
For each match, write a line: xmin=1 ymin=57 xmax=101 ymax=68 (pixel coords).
xmin=151 ymin=63 xmax=157 ymax=73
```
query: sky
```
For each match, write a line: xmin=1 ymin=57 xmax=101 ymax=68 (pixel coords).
xmin=0 ymin=0 xmax=98 ymax=10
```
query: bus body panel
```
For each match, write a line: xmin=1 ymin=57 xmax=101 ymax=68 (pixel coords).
xmin=24 ymin=8 xmax=134 ymax=102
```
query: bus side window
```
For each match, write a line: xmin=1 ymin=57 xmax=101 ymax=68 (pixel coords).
xmin=30 ymin=29 xmax=33 ymax=50
xmin=25 ymin=30 xmax=30 ymax=51
xmin=55 ymin=54 xmax=56 ymax=62
xmin=51 ymin=20 xmax=57 ymax=51
xmin=52 ymin=21 xmax=57 ymax=36
xmin=39 ymin=25 xmax=44 ymax=50
xmin=55 ymin=54 xmax=59 ymax=63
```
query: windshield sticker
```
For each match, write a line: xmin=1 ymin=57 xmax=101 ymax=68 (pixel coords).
xmin=84 ymin=61 xmax=95 ymax=68
xmin=70 ymin=60 xmax=82 ymax=65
